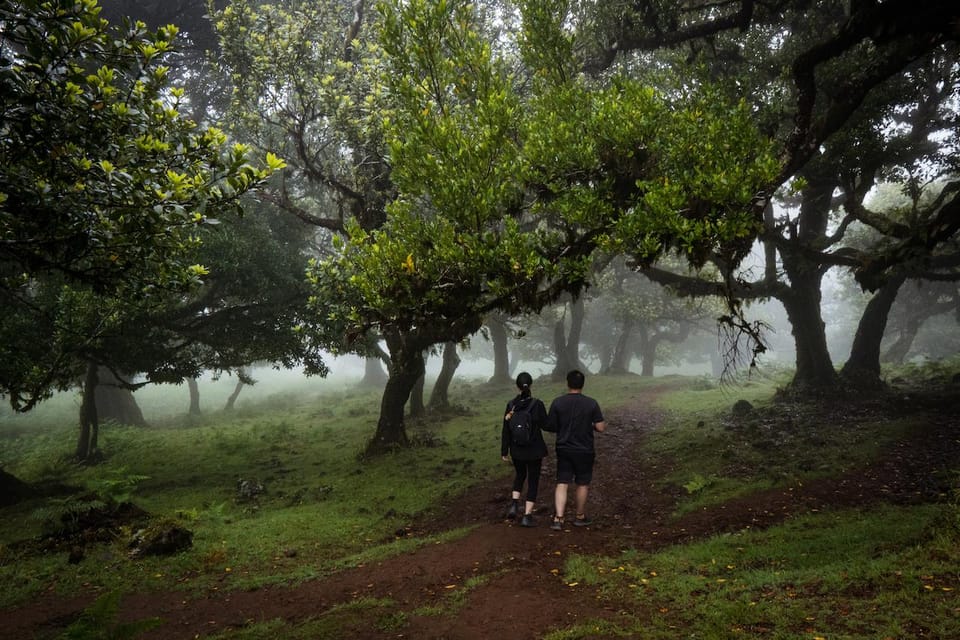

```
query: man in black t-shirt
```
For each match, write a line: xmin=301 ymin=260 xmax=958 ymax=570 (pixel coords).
xmin=544 ymin=369 xmax=606 ymax=530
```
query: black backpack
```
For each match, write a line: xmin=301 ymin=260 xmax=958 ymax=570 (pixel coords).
xmin=507 ymin=398 xmax=535 ymax=446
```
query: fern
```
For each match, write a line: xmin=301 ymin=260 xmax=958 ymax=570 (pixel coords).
xmin=31 ymin=496 xmax=107 ymax=534
xmin=89 ymin=469 xmax=150 ymax=504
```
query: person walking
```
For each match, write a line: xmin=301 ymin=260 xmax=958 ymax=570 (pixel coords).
xmin=501 ymin=371 xmax=548 ymax=527
xmin=545 ymin=369 xmax=606 ymax=530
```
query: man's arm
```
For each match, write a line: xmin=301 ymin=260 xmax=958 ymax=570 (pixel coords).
xmin=593 ymin=420 xmax=606 ymax=433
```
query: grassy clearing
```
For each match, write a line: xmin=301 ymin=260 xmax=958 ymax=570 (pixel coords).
xmin=558 ymin=501 xmax=960 ymax=639
xmin=648 ymin=369 xmax=919 ymax=515
xmin=2 ymin=366 xmax=957 ymax=639
xmin=0 ymin=371 xmax=648 ymax=610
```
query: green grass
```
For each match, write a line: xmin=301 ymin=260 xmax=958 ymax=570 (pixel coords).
xmin=2 ymin=367 xmax=957 ymax=639
xmin=647 ymin=371 xmax=917 ymax=515
xmin=558 ymin=502 xmax=960 ymax=639
xmin=0 ymin=372 xmax=649 ymax=610
xmin=0 ymin=374 xmax=508 ymax=606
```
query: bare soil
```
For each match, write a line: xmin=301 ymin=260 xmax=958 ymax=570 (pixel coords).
xmin=3 ymin=383 xmax=959 ymax=640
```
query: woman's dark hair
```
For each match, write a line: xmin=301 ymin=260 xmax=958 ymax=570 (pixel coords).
xmin=515 ymin=371 xmax=533 ymax=398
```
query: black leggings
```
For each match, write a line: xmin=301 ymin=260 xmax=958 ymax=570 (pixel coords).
xmin=511 ymin=457 xmax=543 ymax=502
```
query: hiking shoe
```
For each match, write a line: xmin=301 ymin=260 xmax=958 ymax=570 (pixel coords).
xmin=506 ymin=500 xmax=519 ymax=520
xmin=572 ymin=515 xmax=592 ymax=527
xmin=550 ymin=517 xmax=563 ymax=531
xmin=520 ymin=514 xmax=535 ymax=527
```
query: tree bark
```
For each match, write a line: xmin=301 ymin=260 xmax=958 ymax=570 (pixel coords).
xmin=76 ymin=360 xmax=100 ymax=462
xmin=95 ymin=367 xmax=147 ymax=426
xmin=187 ymin=377 xmax=201 ymax=415
xmin=359 ymin=355 xmax=389 ymax=388
xmin=881 ymin=318 xmax=920 ymax=364
xmin=224 ymin=378 xmax=245 ymax=411
xmin=780 ymin=166 xmax=840 ymax=391
xmin=781 ymin=278 xmax=838 ymax=389
xmin=607 ymin=319 xmax=633 ymax=374
xmin=486 ymin=315 xmax=512 ymax=383
xmin=841 ymin=272 xmax=907 ymax=384
xmin=566 ymin=296 xmax=586 ymax=371
xmin=429 ymin=342 xmax=461 ymax=409
xmin=550 ymin=298 xmax=587 ymax=380
xmin=365 ymin=330 xmax=425 ymax=456
xmin=409 ymin=370 xmax=426 ymax=419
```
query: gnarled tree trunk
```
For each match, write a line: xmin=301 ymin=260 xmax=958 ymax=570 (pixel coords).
xmin=95 ymin=367 xmax=146 ymax=426
xmin=365 ymin=330 xmax=426 ymax=456
xmin=409 ymin=370 xmax=426 ymax=419
xmin=429 ymin=341 xmax=461 ymax=410
xmin=360 ymin=355 xmax=389 ymax=388
xmin=841 ymin=272 xmax=907 ymax=385
xmin=550 ymin=297 xmax=588 ymax=380
xmin=486 ymin=315 xmax=512 ymax=383
xmin=607 ymin=320 xmax=633 ymax=373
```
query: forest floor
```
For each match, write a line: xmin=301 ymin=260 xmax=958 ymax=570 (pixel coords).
xmin=4 ymin=383 xmax=960 ymax=639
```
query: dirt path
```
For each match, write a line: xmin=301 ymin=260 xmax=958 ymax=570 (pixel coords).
xmin=5 ymin=385 xmax=958 ymax=639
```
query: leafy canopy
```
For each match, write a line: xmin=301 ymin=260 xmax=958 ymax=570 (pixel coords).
xmin=0 ymin=0 xmax=284 ymax=409
xmin=0 ymin=0 xmax=284 ymax=296
xmin=306 ymin=0 xmax=777 ymax=353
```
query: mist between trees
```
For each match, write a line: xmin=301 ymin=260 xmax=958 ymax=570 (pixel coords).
xmin=1 ymin=0 xmax=958 ymax=461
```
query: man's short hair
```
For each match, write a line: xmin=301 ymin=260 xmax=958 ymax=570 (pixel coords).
xmin=566 ymin=369 xmax=585 ymax=390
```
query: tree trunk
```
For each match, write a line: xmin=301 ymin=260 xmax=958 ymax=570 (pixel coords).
xmin=365 ymin=331 xmax=425 ymax=456
xmin=224 ymin=379 xmax=245 ymax=411
xmin=607 ymin=320 xmax=633 ymax=374
xmin=781 ymin=278 xmax=838 ymax=389
xmin=95 ymin=367 xmax=147 ymax=426
xmin=778 ymin=164 xmax=840 ymax=391
xmin=566 ymin=296 xmax=586 ymax=371
xmin=187 ymin=377 xmax=201 ymax=415
xmin=76 ymin=361 xmax=100 ymax=462
xmin=551 ymin=318 xmax=573 ymax=380
xmin=841 ymin=272 xmax=906 ymax=385
xmin=486 ymin=315 xmax=512 ymax=383
xmin=638 ymin=329 xmax=657 ymax=377
xmin=409 ymin=370 xmax=426 ymax=419
xmin=359 ymin=355 xmax=389 ymax=388
xmin=429 ymin=342 xmax=461 ymax=409
xmin=881 ymin=318 xmax=920 ymax=364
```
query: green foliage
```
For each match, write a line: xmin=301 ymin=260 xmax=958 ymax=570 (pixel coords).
xmin=308 ymin=0 xmax=778 ymax=358
xmin=0 ymin=0 xmax=282 ymax=410
xmin=89 ymin=469 xmax=150 ymax=504
xmin=0 ymin=0 xmax=279 ymax=294
xmin=31 ymin=495 xmax=108 ymax=536
xmin=59 ymin=589 xmax=161 ymax=640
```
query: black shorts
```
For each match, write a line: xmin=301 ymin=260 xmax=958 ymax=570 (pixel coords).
xmin=555 ymin=450 xmax=595 ymax=485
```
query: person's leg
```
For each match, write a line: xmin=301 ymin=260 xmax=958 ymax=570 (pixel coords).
xmin=554 ymin=482 xmax=568 ymax=520
xmin=524 ymin=458 xmax=542 ymax=515
xmin=574 ymin=484 xmax=589 ymax=518
xmin=508 ymin=458 xmax=527 ymax=519
xmin=571 ymin=452 xmax=595 ymax=525
xmin=553 ymin=452 xmax=574 ymax=529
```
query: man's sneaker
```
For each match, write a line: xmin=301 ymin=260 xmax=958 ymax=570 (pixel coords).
xmin=550 ymin=517 xmax=563 ymax=531
xmin=572 ymin=515 xmax=592 ymax=527
xmin=520 ymin=514 xmax=535 ymax=527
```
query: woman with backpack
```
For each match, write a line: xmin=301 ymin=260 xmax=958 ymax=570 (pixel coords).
xmin=501 ymin=371 xmax=548 ymax=527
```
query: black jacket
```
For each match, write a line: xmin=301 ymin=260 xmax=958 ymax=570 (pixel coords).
xmin=500 ymin=395 xmax=548 ymax=460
